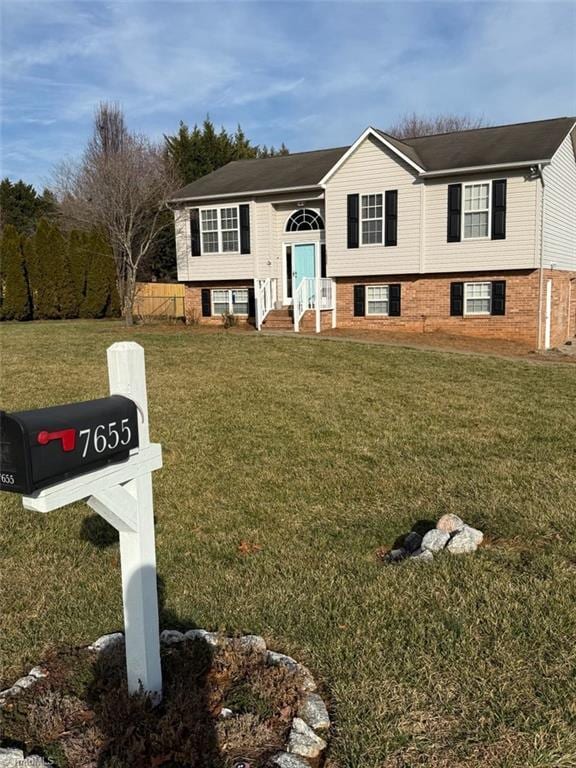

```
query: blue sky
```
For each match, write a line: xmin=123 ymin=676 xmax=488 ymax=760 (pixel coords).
xmin=2 ymin=0 xmax=575 ymax=190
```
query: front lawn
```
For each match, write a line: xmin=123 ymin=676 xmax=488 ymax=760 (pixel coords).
xmin=1 ymin=321 xmax=575 ymax=767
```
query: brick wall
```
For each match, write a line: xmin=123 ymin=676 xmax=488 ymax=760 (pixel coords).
xmin=334 ymin=269 xmax=576 ymax=348
xmin=184 ymin=281 xmax=254 ymax=326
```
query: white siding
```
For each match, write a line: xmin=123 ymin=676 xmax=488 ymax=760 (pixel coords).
xmin=325 ymin=136 xmax=422 ymax=276
xmin=542 ymin=129 xmax=576 ymax=271
xmin=423 ymin=170 xmax=540 ymax=273
xmin=174 ymin=199 xmax=255 ymax=281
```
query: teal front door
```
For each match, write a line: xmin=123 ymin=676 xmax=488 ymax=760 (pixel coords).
xmin=293 ymin=243 xmax=316 ymax=292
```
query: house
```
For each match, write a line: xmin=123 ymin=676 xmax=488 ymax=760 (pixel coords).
xmin=170 ymin=117 xmax=576 ymax=349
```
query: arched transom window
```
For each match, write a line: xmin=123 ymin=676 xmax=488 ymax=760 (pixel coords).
xmin=285 ymin=208 xmax=325 ymax=232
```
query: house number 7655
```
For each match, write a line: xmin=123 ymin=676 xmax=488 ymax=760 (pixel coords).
xmin=78 ymin=419 xmax=132 ymax=458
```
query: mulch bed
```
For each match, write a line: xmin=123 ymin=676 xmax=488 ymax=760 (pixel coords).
xmin=0 ymin=637 xmax=310 ymax=768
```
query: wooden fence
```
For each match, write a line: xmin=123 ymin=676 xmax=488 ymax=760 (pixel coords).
xmin=134 ymin=283 xmax=185 ymax=319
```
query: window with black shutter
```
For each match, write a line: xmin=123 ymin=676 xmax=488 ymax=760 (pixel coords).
xmin=353 ymin=284 xmax=365 ymax=316
xmin=347 ymin=194 xmax=360 ymax=249
xmin=447 ymin=184 xmax=462 ymax=242
xmin=491 ymin=180 xmax=507 ymax=240
xmin=385 ymin=190 xmax=398 ymax=246
xmin=450 ymin=282 xmax=464 ymax=316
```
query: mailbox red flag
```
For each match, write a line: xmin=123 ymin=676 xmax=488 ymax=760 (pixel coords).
xmin=37 ymin=429 xmax=77 ymax=452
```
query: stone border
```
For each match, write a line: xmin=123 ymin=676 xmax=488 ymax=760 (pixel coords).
xmin=0 ymin=630 xmax=330 ymax=767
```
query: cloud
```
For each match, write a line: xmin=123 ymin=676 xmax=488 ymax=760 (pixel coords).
xmin=1 ymin=0 xmax=574 ymax=189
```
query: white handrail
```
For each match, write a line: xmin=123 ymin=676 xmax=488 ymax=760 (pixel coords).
xmin=255 ymin=277 xmax=277 ymax=330
xmin=293 ymin=277 xmax=335 ymax=332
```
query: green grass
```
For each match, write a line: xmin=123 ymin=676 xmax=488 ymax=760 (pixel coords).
xmin=1 ymin=320 xmax=576 ymax=767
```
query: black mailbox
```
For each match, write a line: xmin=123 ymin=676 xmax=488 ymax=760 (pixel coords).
xmin=0 ymin=396 xmax=139 ymax=495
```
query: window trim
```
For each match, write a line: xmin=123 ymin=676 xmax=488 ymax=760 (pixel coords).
xmin=359 ymin=192 xmax=384 ymax=247
xmin=461 ymin=181 xmax=492 ymax=241
xmin=199 ymin=205 xmax=241 ymax=256
xmin=365 ymin=284 xmax=390 ymax=316
xmin=463 ymin=281 xmax=492 ymax=316
xmin=210 ymin=287 xmax=249 ymax=316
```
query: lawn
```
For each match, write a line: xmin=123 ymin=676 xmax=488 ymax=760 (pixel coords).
xmin=1 ymin=320 xmax=576 ymax=768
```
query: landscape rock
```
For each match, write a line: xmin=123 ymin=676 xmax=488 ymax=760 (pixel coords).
xmin=13 ymin=675 xmax=38 ymax=691
xmin=436 ymin=514 xmax=465 ymax=533
xmin=184 ymin=629 xmax=219 ymax=646
xmin=410 ymin=547 xmax=434 ymax=562
xmin=421 ymin=529 xmax=450 ymax=552
xmin=270 ymin=753 xmax=311 ymax=768
xmin=287 ymin=717 xmax=327 ymax=758
xmin=28 ymin=667 xmax=48 ymax=679
xmin=160 ymin=629 xmax=184 ymax=644
xmin=446 ymin=529 xmax=478 ymax=554
xmin=88 ymin=632 xmax=123 ymax=652
xmin=0 ymin=750 xmax=52 ymax=767
xmin=461 ymin=524 xmax=484 ymax=546
xmin=267 ymin=651 xmax=299 ymax=671
xmin=298 ymin=692 xmax=330 ymax=731
xmin=383 ymin=548 xmax=408 ymax=563
xmin=238 ymin=634 xmax=267 ymax=653
xmin=404 ymin=531 xmax=422 ymax=553
xmin=219 ymin=707 xmax=233 ymax=719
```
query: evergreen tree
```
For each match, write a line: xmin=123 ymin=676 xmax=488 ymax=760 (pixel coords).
xmin=1 ymin=225 xmax=32 ymax=320
xmin=81 ymin=230 xmax=117 ymax=318
xmin=67 ymin=229 xmax=89 ymax=314
xmin=57 ymin=236 xmax=79 ymax=319
xmin=32 ymin=218 xmax=65 ymax=318
xmin=0 ymin=178 xmax=58 ymax=234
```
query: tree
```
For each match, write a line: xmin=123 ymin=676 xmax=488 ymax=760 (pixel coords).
xmin=31 ymin=218 xmax=66 ymax=319
xmin=80 ymin=230 xmax=119 ymax=318
xmin=0 ymin=178 xmax=58 ymax=234
xmin=165 ymin=117 xmax=289 ymax=185
xmin=386 ymin=113 xmax=490 ymax=139
xmin=0 ymin=225 xmax=32 ymax=320
xmin=55 ymin=103 xmax=180 ymax=325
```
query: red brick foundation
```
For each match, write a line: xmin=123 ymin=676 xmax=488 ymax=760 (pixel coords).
xmin=184 ymin=281 xmax=254 ymax=327
xmin=334 ymin=270 xmax=576 ymax=349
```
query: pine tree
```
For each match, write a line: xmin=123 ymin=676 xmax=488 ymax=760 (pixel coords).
xmin=67 ymin=229 xmax=89 ymax=313
xmin=81 ymin=231 xmax=116 ymax=318
xmin=0 ymin=178 xmax=58 ymax=234
xmin=57 ymin=236 xmax=79 ymax=319
xmin=33 ymin=218 xmax=64 ymax=318
xmin=1 ymin=225 xmax=32 ymax=320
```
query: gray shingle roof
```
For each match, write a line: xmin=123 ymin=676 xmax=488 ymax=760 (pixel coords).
xmin=400 ymin=116 xmax=575 ymax=172
xmin=170 ymin=146 xmax=348 ymax=201
xmin=170 ymin=117 xmax=575 ymax=201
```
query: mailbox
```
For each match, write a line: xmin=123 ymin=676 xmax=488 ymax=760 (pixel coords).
xmin=0 ymin=396 xmax=139 ymax=494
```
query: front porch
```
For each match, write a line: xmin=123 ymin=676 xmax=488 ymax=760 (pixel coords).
xmin=254 ymin=276 xmax=337 ymax=333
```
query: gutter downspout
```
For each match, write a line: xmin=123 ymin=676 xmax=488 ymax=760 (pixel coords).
xmin=536 ymin=164 xmax=546 ymax=350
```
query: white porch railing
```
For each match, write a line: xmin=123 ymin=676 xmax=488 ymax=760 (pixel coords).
xmin=294 ymin=277 xmax=336 ymax=333
xmin=255 ymin=277 xmax=278 ymax=330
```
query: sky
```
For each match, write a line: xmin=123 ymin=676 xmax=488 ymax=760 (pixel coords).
xmin=1 ymin=0 xmax=575 ymax=191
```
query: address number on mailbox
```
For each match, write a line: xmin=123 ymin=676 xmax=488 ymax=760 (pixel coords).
xmin=0 ymin=395 xmax=140 ymax=495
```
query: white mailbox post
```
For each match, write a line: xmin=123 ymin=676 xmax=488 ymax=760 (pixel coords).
xmin=20 ymin=342 xmax=163 ymax=703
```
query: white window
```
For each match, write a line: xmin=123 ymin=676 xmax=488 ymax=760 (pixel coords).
xmin=366 ymin=285 xmax=389 ymax=315
xmin=211 ymin=288 xmax=249 ymax=316
xmin=464 ymin=282 xmax=492 ymax=315
xmin=463 ymin=183 xmax=490 ymax=239
xmin=200 ymin=206 xmax=240 ymax=254
xmin=361 ymin=194 xmax=383 ymax=245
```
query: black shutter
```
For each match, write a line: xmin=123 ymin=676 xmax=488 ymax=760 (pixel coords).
xmin=491 ymin=180 xmax=507 ymax=240
xmin=450 ymin=282 xmax=464 ymax=316
xmin=388 ymin=284 xmax=401 ymax=316
xmin=353 ymin=285 xmax=365 ymax=316
xmin=385 ymin=190 xmax=398 ymax=247
xmin=447 ymin=184 xmax=462 ymax=242
xmin=190 ymin=209 xmax=201 ymax=256
xmin=247 ymin=286 xmax=255 ymax=317
xmin=491 ymin=280 xmax=506 ymax=315
xmin=347 ymin=194 xmax=359 ymax=249
xmin=201 ymin=288 xmax=211 ymax=317
xmin=321 ymin=244 xmax=327 ymax=278
xmin=239 ymin=204 xmax=251 ymax=254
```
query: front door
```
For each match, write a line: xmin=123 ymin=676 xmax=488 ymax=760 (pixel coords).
xmin=293 ymin=243 xmax=316 ymax=293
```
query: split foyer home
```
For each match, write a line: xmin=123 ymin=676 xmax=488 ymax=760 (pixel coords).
xmin=170 ymin=116 xmax=576 ymax=349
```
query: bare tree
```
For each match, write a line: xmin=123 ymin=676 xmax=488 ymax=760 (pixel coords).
xmin=54 ymin=103 xmax=180 ymax=325
xmin=386 ymin=112 xmax=491 ymax=139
